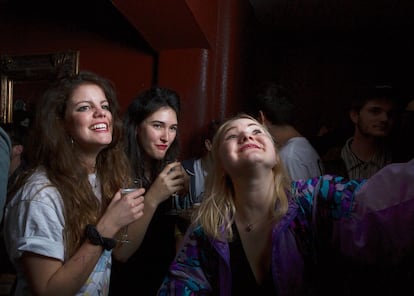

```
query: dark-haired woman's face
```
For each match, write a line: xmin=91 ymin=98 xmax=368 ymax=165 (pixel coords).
xmin=65 ymin=84 xmax=113 ymax=153
xmin=137 ymin=106 xmax=178 ymax=160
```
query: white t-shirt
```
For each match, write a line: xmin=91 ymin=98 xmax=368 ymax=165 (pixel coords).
xmin=3 ymin=169 xmax=111 ymax=295
xmin=193 ymin=158 xmax=206 ymax=202
xmin=279 ymin=137 xmax=324 ymax=181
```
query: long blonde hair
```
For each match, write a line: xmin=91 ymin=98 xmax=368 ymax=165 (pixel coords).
xmin=194 ymin=114 xmax=291 ymax=241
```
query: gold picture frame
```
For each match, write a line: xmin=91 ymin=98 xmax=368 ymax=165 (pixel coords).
xmin=0 ymin=50 xmax=79 ymax=124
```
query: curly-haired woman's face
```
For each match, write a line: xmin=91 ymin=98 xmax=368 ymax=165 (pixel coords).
xmin=65 ymin=84 xmax=113 ymax=152
xmin=137 ymin=106 xmax=178 ymax=160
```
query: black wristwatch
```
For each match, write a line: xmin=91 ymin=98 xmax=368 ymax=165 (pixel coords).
xmin=85 ymin=224 xmax=117 ymax=250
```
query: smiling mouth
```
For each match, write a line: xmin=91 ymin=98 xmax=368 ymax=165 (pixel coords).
xmin=91 ymin=123 xmax=108 ymax=131
xmin=240 ymin=144 xmax=260 ymax=152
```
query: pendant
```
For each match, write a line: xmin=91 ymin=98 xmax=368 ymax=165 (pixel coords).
xmin=246 ymin=223 xmax=253 ymax=232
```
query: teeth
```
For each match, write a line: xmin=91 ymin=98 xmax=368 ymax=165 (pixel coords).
xmin=91 ymin=123 xmax=107 ymax=130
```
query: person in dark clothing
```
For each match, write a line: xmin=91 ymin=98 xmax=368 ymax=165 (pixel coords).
xmin=110 ymin=86 xmax=189 ymax=296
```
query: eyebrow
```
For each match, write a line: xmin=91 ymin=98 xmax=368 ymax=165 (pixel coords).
xmin=72 ymin=99 xmax=108 ymax=106
xmin=148 ymin=120 xmax=178 ymax=126
xmin=224 ymin=122 xmax=259 ymax=134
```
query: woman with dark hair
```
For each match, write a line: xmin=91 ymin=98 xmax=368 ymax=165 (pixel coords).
xmin=3 ymin=71 xmax=145 ymax=295
xmin=110 ymin=86 xmax=188 ymax=296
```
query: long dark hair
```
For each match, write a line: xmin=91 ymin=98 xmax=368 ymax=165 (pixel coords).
xmin=123 ymin=86 xmax=181 ymax=187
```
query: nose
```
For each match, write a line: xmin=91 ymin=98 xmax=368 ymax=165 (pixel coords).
xmin=94 ymin=106 xmax=106 ymax=117
xmin=238 ymin=131 xmax=252 ymax=143
xmin=160 ymin=129 xmax=170 ymax=143
xmin=378 ymin=111 xmax=390 ymax=122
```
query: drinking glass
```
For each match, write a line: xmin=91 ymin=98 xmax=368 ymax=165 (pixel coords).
xmin=118 ymin=178 xmax=142 ymax=243
xmin=165 ymin=161 xmax=180 ymax=215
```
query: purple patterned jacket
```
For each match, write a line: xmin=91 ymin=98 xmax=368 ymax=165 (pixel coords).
xmin=158 ymin=160 xmax=414 ymax=295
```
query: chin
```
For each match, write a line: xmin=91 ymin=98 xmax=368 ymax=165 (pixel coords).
xmin=371 ymin=132 xmax=388 ymax=138
xmin=102 ymin=139 xmax=113 ymax=145
xmin=153 ymin=153 xmax=166 ymax=160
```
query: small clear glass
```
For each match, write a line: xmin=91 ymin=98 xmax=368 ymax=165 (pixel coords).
xmin=165 ymin=162 xmax=180 ymax=215
xmin=118 ymin=178 xmax=142 ymax=243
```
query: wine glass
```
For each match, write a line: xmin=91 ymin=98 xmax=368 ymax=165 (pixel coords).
xmin=165 ymin=161 xmax=180 ymax=215
xmin=166 ymin=190 xmax=180 ymax=215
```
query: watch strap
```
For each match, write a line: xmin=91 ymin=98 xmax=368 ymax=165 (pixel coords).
xmin=85 ymin=224 xmax=117 ymax=250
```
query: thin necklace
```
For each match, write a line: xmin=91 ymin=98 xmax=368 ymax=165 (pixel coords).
xmin=246 ymin=223 xmax=254 ymax=232
xmin=241 ymin=216 xmax=273 ymax=232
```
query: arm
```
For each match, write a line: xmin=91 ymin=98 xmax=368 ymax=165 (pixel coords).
xmin=113 ymin=161 xmax=187 ymax=261
xmin=0 ymin=127 xmax=11 ymax=222
xmin=294 ymin=174 xmax=365 ymax=220
xmin=339 ymin=159 xmax=414 ymax=263
xmin=5 ymin=181 xmax=144 ymax=295
xmin=158 ymin=226 xmax=214 ymax=295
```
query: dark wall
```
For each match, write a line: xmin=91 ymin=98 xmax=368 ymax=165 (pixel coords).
xmin=5 ymin=1 xmax=409 ymax=159
xmin=245 ymin=28 xmax=414 ymax=138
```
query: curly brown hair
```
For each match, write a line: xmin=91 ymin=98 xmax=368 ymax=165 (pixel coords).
xmin=12 ymin=71 xmax=132 ymax=258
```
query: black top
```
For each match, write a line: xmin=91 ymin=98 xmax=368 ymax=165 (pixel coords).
xmin=230 ymin=224 xmax=276 ymax=295
xmin=109 ymin=198 xmax=178 ymax=296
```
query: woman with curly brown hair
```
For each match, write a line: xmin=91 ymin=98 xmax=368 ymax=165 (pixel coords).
xmin=3 ymin=71 xmax=145 ymax=295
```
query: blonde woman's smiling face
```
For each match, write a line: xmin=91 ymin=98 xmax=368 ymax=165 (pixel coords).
xmin=219 ymin=117 xmax=277 ymax=173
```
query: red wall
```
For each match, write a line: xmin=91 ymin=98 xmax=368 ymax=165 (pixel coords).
xmin=0 ymin=4 xmax=154 ymax=114
xmin=0 ymin=0 xmax=255 ymax=159
xmin=111 ymin=0 xmax=255 ymax=158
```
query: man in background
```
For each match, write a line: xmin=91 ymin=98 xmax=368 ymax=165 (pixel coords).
xmin=250 ymin=82 xmax=323 ymax=180
xmin=339 ymin=84 xmax=400 ymax=179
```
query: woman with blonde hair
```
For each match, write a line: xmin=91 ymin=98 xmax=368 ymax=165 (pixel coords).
xmin=158 ymin=113 xmax=414 ymax=295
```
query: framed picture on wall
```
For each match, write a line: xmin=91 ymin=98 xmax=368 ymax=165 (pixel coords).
xmin=0 ymin=50 xmax=79 ymax=125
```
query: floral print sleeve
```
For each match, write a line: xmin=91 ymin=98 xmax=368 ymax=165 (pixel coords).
xmin=292 ymin=174 xmax=366 ymax=221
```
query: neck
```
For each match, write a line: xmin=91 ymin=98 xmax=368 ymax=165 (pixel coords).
xmin=80 ymin=155 xmax=97 ymax=174
xmin=267 ymin=124 xmax=301 ymax=147
xmin=235 ymin=203 xmax=273 ymax=233
xmin=351 ymin=131 xmax=382 ymax=161
xmin=200 ymin=153 xmax=212 ymax=173
xmin=9 ymin=158 xmax=21 ymax=176
xmin=233 ymin=173 xmax=274 ymax=230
